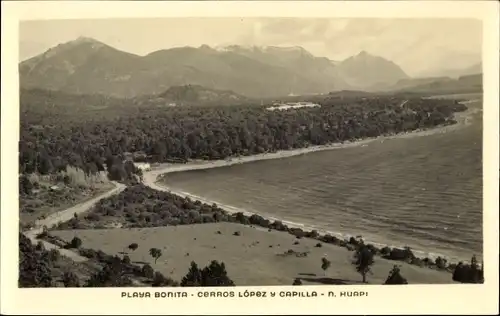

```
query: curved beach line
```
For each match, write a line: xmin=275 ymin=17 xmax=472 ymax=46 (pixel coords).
xmin=144 ymin=102 xmax=481 ymax=264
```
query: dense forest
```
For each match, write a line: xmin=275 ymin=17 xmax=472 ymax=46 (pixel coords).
xmin=19 ymin=89 xmax=467 ymax=180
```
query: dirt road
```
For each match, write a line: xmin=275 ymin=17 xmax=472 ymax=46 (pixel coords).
xmin=23 ymin=181 xmax=126 ymax=262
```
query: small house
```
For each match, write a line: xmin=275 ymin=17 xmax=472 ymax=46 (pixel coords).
xmin=133 ymin=162 xmax=151 ymax=172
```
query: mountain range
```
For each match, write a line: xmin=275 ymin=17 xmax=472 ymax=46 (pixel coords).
xmin=19 ymin=37 xmax=481 ymax=98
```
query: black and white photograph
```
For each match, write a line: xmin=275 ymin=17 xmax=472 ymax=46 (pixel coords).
xmin=1 ymin=1 xmax=499 ymax=315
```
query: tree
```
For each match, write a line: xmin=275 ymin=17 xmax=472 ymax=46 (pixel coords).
xmin=384 ymin=265 xmax=408 ymax=284
xmin=352 ymin=240 xmax=375 ymax=283
xmin=108 ymin=164 xmax=127 ymax=181
xmin=19 ymin=234 xmax=53 ymax=287
xmin=200 ymin=261 xmax=235 ymax=286
xmin=321 ymin=257 xmax=331 ymax=276
xmin=180 ymin=260 xmax=235 ymax=287
xmin=470 ymin=254 xmax=478 ymax=270
xmin=149 ymin=248 xmax=162 ymax=264
xmin=435 ymin=256 xmax=448 ymax=269
xmin=63 ymin=271 xmax=81 ymax=287
xmin=181 ymin=262 xmax=203 ymax=286
xmin=452 ymin=255 xmax=484 ymax=283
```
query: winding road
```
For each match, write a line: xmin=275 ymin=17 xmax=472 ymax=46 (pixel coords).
xmin=23 ymin=182 xmax=126 ymax=262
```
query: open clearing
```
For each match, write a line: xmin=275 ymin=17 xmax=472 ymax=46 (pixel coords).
xmin=51 ymin=222 xmax=455 ymax=286
xmin=20 ymin=180 xmax=115 ymax=227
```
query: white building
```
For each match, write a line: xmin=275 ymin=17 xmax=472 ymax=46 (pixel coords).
xmin=266 ymin=102 xmax=321 ymax=111
xmin=134 ymin=162 xmax=151 ymax=171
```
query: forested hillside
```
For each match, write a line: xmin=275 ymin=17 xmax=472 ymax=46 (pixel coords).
xmin=20 ymin=89 xmax=467 ymax=181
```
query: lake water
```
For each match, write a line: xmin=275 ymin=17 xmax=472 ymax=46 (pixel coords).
xmin=163 ymin=101 xmax=483 ymax=262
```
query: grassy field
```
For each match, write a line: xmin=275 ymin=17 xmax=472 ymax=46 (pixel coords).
xmin=51 ymin=222 xmax=456 ymax=286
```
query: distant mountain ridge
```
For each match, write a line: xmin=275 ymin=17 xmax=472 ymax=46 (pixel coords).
xmin=391 ymin=74 xmax=482 ymax=94
xmin=334 ymin=51 xmax=409 ymax=90
xmin=415 ymin=62 xmax=482 ymax=79
xmin=19 ymin=37 xmax=412 ymax=98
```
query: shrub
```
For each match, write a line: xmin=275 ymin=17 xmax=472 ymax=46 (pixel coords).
xmin=306 ymin=230 xmax=319 ymax=238
xmin=386 ymin=246 xmax=414 ymax=261
xmin=79 ymin=248 xmax=97 ymax=259
xmin=289 ymin=228 xmax=305 ymax=239
xmin=435 ymin=256 xmax=448 ymax=270
xmin=234 ymin=212 xmax=250 ymax=225
xmin=122 ymin=255 xmax=131 ymax=265
xmin=315 ymin=243 xmax=323 ymax=248
xmin=85 ymin=213 xmax=100 ymax=222
xmin=293 ymin=278 xmax=302 ymax=285
xmin=233 ymin=231 xmax=241 ymax=236
xmin=270 ymin=220 xmax=287 ymax=231
xmin=152 ymin=271 xmax=177 ymax=287
xmin=380 ymin=246 xmax=392 ymax=256
xmin=35 ymin=241 xmax=46 ymax=252
xmin=85 ymin=262 xmax=133 ymax=287
xmin=348 ymin=236 xmax=360 ymax=246
xmin=128 ymin=243 xmax=139 ymax=251
xmin=365 ymin=243 xmax=379 ymax=255
xmin=319 ymin=234 xmax=335 ymax=244
xmin=48 ymin=249 xmax=60 ymax=262
xmin=70 ymin=237 xmax=82 ymax=249
xmin=384 ymin=265 xmax=408 ymax=284
xmin=63 ymin=271 xmax=81 ymax=287
xmin=142 ymin=264 xmax=155 ymax=279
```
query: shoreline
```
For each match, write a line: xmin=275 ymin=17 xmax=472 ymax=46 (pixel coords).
xmin=147 ymin=100 xmax=478 ymax=179
xmin=144 ymin=103 xmax=481 ymax=265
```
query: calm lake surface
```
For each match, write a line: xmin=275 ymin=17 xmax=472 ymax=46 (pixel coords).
xmin=163 ymin=101 xmax=483 ymax=261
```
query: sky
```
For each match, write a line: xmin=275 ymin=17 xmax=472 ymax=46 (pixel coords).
xmin=19 ymin=18 xmax=482 ymax=77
